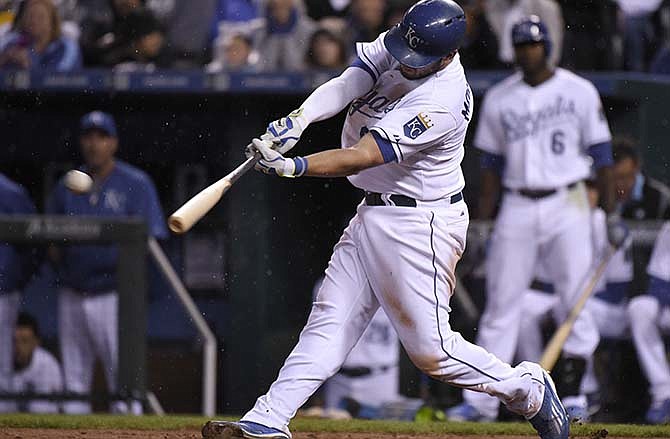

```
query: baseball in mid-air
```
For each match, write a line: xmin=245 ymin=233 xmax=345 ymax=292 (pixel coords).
xmin=64 ymin=170 xmax=93 ymax=194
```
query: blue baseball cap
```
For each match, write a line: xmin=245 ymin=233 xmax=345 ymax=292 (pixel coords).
xmin=80 ymin=111 xmax=117 ymax=137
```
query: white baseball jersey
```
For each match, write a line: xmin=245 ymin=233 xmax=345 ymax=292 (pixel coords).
xmin=12 ymin=346 xmax=63 ymax=413
xmin=342 ymin=309 xmax=398 ymax=369
xmin=344 ymin=32 xmax=472 ymax=201
xmin=648 ymin=222 xmax=670 ymax=282
xmin=475 ymin=68 xmax=611 ymax=190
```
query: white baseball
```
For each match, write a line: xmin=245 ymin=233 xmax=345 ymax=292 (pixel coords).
xmin=64 ymin=170 xmax=93 ymax=194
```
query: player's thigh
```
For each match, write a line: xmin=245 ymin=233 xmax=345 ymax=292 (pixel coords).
xmin=356 ymin=205 xmax=466 ymax=367
xmin=544 ymin=214 xmax=593 ymax=303
xmin=485 ymin=196 xmax=540 ymax=301
xmin=587 ymin=298 xmax=628 ymax=338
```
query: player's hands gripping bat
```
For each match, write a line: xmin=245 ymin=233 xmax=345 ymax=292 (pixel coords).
xmin=247 ymin=138 xmax=308 ymax=178
xmin=262 ymin=108 xmax=308 ymax=154
xmin=168 ymin=153 xmax=260 ymax=234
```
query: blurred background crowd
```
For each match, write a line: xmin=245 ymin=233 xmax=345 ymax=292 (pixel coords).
xmin=2 ymin=0 xmax=670 ymax=74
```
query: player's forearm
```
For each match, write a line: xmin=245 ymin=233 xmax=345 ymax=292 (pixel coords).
xmin=478 ymin=169 xmax=501 ymax=219
xmin=303 ymin=148 xmax=380 ymax=177
xmin=596 ymin=166 xmax=616 ymax=214
xmin=300 ymin=68 xmax=374 ymax=124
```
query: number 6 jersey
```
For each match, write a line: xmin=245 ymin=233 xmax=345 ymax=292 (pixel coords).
xmin=475 ymin=68 xmax=612 ymax=190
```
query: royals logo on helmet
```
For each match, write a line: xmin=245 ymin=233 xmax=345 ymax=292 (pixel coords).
xmin=403 ymin=113 xmax=433 ymax=139
xmin=404 ymin=26 xmax=423 ymax=49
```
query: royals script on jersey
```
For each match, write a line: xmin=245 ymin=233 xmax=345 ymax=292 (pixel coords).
xmin=344 ymin=32 xmax=473 ymax=201
xmin=475 ymin=68 xmax=612 ymax=190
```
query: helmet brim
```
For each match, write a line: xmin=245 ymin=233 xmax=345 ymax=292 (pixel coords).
xmin=384 ymin=25 xmax=444 ymax=69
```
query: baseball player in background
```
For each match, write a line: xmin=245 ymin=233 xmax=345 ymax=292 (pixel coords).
xmin=0 ymin=173 xmax=37 ymax=412
xmin=627 ymin=222 xmax=670 ymax=424
xmin=203 ymin=2 xmax=570 ymax=439
xmin=446 ymin=15 xmax=626 ymax=423
xmin=46 ymin=111 xmax=167 ymax=414
xmin=515 ymin=180 xmax=634 ymax=421
xmin=9 ymin=312 xmax=63 ymax=414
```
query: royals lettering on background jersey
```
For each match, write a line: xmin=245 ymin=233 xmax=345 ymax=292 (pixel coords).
xmin=475 ymin=68 xmax=611 ymax=190
xmin=344 ymin=32 xmax=473 ymax=201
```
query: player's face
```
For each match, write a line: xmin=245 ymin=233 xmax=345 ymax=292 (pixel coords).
xmin=514 ymin=42 xmax=547 ymax=74
xmin=80 ymin=129 xmax=118 ymax=170
xmin=14 ymin=327 xmax=38 ymax=369
xmin=399 ymin=57 xmax=447 ymax=80
xmin=613 ymin=157 xmax=640 ymax=201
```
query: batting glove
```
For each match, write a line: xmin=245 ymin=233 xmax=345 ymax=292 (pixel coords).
xmin=250 ymin=138 xmax=308 ymax=178
xmin=263 ymin=108 xmax=308 ymax=154
xmin=606 ymin=213 xmax=629 ymax=249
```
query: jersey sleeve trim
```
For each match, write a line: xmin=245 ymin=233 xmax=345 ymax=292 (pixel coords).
xmin=480 ymin=150 xmax=506 ymax=175
xmin=370 ymin=130 xmax=397 ymax=163
xmin=587 ymin=141 xmax=614 ymax=169
xmin=649 ymin=275 xmax=670 ymax=306
xmin=349 ymin=56 xmax=378 ymax=83
xmin=370 ymin=127 xmax=403 ymax=162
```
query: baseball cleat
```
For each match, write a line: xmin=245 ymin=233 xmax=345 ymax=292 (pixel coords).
xmin=645 ymin=399 xmax=670 ymax=424
xmin=202 ymin=420 xmax=289 ymax=439
xmin=563 ymin=395 xmax=589 ymax=424
xmin=445 ymin=402 xmax=496 ymax=422
xmin=528 ymin=371 xmax=570 ymax=439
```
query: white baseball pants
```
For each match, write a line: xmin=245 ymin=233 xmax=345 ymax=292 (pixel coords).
xmin=628 ymin=296 xmax=670 ymax=404
xmin=465 ymin=186 xmax=599 ymax=418
xmin=243 ymin=200 xmax=547 ymax=435
xmin=59 ymin=289 xmax=118 ymax=414
xmin=0 ymin=292 xmax=20 ymax=412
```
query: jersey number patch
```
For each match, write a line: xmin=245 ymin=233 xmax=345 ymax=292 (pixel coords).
xmin=551 ymin=130 xmax=565 ymax=154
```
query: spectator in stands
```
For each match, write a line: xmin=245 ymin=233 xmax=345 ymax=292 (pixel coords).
xmin=343 ymin=0 xmax=387 ymax=53
xmin=613 ymin=137 xmax=670 ymax=220
xmin=80 ymin=0 xmax=165 ymax=67
xmin=256 ymin=0 xmax=316 ymax=71
xmin=615 ymin=0 xmax=664 ymax=71
xmin=484 ymin=0 xmax=563 ymax=67
xmin=305 ymin=28 xmax=347 ymax=70
xmin=46 ymin=111 xmax=167 ymax=414
xmin=109 ymin=10 xmax=173 ymax=71
xmin=164 ymin=0 xmax=215 ymax=68
xmin=209 ymin=0 xmax=261 ymax=47
xmin=0 ymin=173 xmax=37 ymax=413
xmin=459 ymin=0 xmax=502 ymax=70
xmin=10 ymin=312 xmax=63 ymax=414
xmin=0 ymin=0 xmax=81 ymax=71
xmin=207 ymin=32 xmax=257 ymax=71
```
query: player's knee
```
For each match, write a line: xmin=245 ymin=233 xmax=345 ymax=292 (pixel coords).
xmin=628 ymin=295 xmax=659 ymax=321
xmin=406 ymin=347 xmax=443 ymax=376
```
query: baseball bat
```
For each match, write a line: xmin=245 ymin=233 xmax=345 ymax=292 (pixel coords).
xmin=539 ymin=246 xmax=617 ymax=371
xmin=168 ymin=154 xmax=260 ymax=234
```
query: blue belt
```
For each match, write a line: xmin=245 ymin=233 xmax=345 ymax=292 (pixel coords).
xmin=364 ymin=191 xmax=463 ymax=207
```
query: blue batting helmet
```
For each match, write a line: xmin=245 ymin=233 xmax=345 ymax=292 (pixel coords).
xmin=511 ymin=15 xmax=552 ymax=57
xmin=384 ymin=0 xmax=466 ymax=69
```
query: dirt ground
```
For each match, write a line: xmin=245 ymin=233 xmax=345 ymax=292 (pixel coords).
xmin=0 ymin=429 xmax=658 ymax=439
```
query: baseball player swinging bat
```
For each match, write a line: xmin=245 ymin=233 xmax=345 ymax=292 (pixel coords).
xmin=168 ymin=154 xmax=260 ymax=234
xmin=539 ymin=245 xmax=617 ymax=371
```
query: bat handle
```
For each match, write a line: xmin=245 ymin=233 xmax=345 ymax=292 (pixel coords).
xmin=226 ymin=153 xmax=261 ymax=185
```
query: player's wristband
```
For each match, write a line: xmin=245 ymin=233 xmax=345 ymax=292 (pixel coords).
xmin=292 ymin=156 xmax=308 ymax=177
